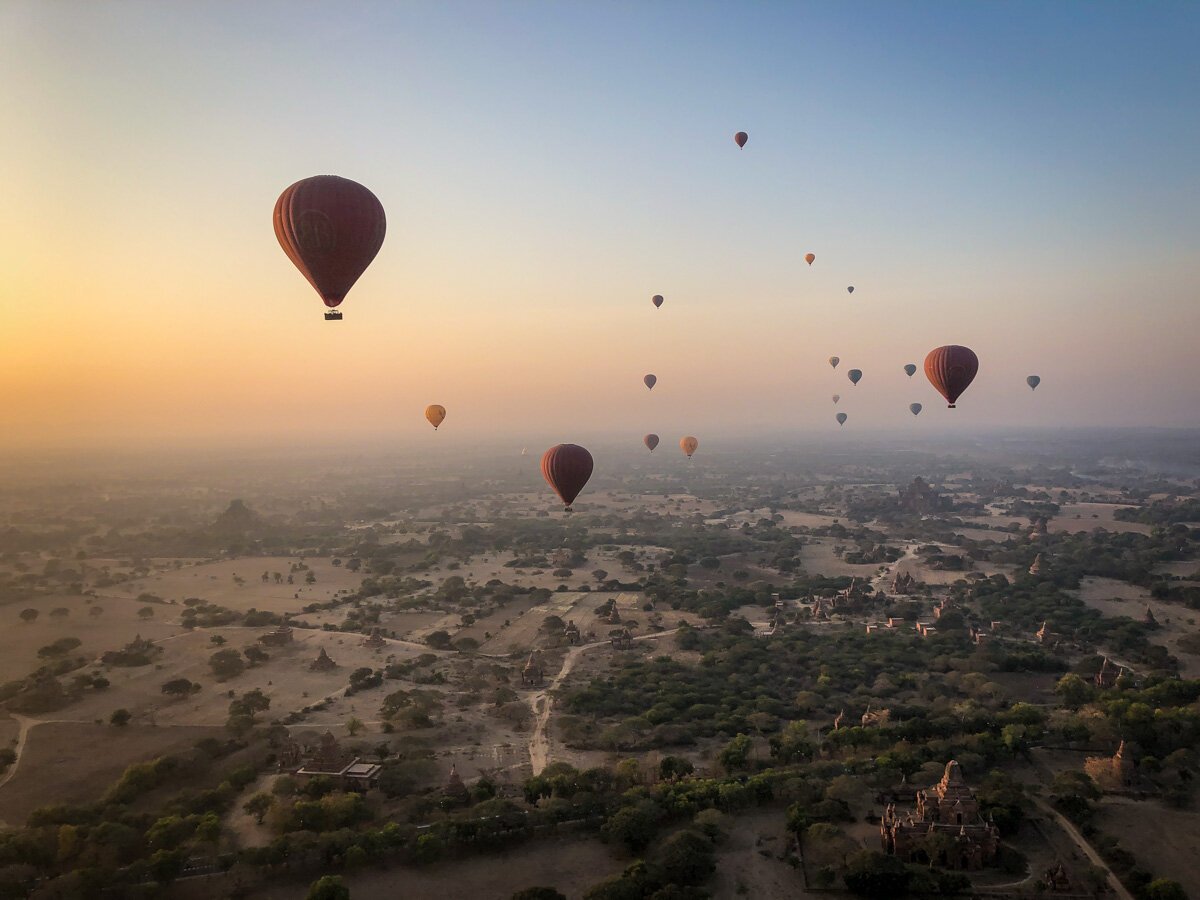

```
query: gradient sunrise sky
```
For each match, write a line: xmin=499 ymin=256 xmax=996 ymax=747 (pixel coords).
xmin=2 ymin=1 xmax=1198 ymax=451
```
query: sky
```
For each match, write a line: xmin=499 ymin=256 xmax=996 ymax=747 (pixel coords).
xmin=2 ymin=1 xmax=1199 ymax=453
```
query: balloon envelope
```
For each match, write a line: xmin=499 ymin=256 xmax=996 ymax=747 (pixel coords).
xmin=903 ymin=364 xmax=917 ymax=377
xmin=836 ymin=413 xmax=848 ymax=426
xmin=541 ymin=444 xmax=594 ymax=509
xmin=680 ymin=436 xmax=699 ymax=458
xmin=644 ymin=433 xmax=660 ymax=452
xmin=909 ymin=403 xmax=922 ymax=416
xmin=847 ymin=286 xmax=854 ymax=294
xmin=805 ymin=253 xmax=816 ymax=266
xmin=924 ymin=345 xmax=979 ymax=408
xmin=274 ymin=175 xmax=386 ymax=309
xmin=848 ymin=369 xmax=862 ymax=385
xmin=734 ymin=131 xmax=748 ymax=147
xmin=1027 ymin=375 xmax=1041 ymax=390
xmin=644 ymin=374 xmax=657 ymax=390
xmin=652 ymin=294 xmax=664 ymax=308
xmin=424 ymin=404 xmax=446 ymax=430
xmin=829 ymin=356 xmax=840 ymax=369
xmin=832 ymin=394 xmax=840 ymax=404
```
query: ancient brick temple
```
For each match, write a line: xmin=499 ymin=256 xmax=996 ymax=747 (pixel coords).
xmin=881 ymin=760 xmax=1000 ymax=870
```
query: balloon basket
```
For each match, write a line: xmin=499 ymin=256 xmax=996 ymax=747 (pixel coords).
xmin=324 ymin=310 xmax=343 ymax=321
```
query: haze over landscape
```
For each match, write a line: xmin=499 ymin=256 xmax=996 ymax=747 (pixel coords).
xmin=3 ymin=4 xmax=1200 ymax=900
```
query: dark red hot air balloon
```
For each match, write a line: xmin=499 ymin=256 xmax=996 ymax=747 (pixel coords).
xmin=924 ymin=345 xmax=979 ymax=408
xmin=541 ymin=444 xmax=594 ymax=510
xmin=734 ymin=131 xmax=748 ymax=148
xmin=274 ymin=175 xmax=386 ymax=320
xmin=643 ymin=433 xmax=660 ymax=452
xmin=652 ymin=294 xmax=664 ymax=308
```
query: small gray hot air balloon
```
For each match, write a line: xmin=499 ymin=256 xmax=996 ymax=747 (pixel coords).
xmin=848 ymin=369 xmax=862 ymax=385
xmin=1027 ymin=375 xmax=1041 ymax=390
xmin=909 ymin=403 xmax=922 ymax=416
xmin=847 ymin=286 xmax=854 ymax=294
xmin=903 ymin=364 xmax=917 ymax=377
xmin=836 ymin=412 xmax=848 ymax=426
xmin=829 ymin=356 xmax=840 ymax=369
xmin=832 ymin=394 xmax=841 ymax=404
xmin=644 ymin=374 xmax=657 ymax=390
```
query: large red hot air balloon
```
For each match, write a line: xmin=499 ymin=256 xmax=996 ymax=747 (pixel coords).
xmin=274 ymin=176 xmax=386 ymax=320
xmin=540 ymin=444 xmax=594 ymax=510
xmin=924 ymin=345 xmax=979 ymax=408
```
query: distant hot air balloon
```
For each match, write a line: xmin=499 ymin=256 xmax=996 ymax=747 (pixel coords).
xmin=903 ymin=364 xmax=917 ymax=377
xmin=734 ymin=131 xmax=748 ymax=148
xmin=1027 ymin=375 xmax=1041 ymax=391
xmin=909 ymin=403 xmax=923 ymax=416
xmin=680 ymin=436 xmax=699 ymax=458
xmin=424 ymin=405 xmax=446 ymax=430
xmin=848 ymin=369 xmax=862 ymax=385
xmin=847 ymin=286 xmax=854 ymax=294
xmin=644 ymin=374 xmax=657 ymax=390
xmin=829 ymin=356 xmax=840 ymax=369
xmin=924 ymin=345 xmax=979 ymax=408
xmin=274 ymin=175 xmax=386 ymax=320
xmin=541 ymin=444 xmax=594 ymax=510
xmin=644 ymin=433 xmax=660 ymax=453
xmin=836 ymin=413 xmax=848 ymax=426
xmin=832 ymin=394 xmax=841 ymax=404
xmin=805 ymin=253 xmax=816 ymax=266
xmin=652 ymin=294 xmax=664 ymax=308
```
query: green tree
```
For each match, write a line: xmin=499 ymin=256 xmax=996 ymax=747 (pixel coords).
xmin=601 ymin=800 xmax=663 ymax=853
xmin=1142 ymin=879 xmax=1187 ymax=900
xmin=650 ymin=828 xmax=716 ymax=886
xmin=109 ymin=708 xmax=132 ymax=727
xmin=718 ymin=734 xmax=753 ymax=773
xmin=842 ymin=850 xmax=911 ymax=898
xmin=1054 ymin=673 xmax=1093 ymax=710
xmin=19 ymin=608 xmax=38 ymax=624
xmin=209 ymin=647 xmax=246 ymax=679
xmin=243 ymin=792 xmax=274 ymax=824
xmin=346 ymin=716 xmax=364 ymax=736
xmin=306 ymin=875 xmax=351 ymax=900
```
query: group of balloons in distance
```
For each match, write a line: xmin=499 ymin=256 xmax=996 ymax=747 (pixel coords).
xmin=272 ymin=132 xmax=1042 ymax=511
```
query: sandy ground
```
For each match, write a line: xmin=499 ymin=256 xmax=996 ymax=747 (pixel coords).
xmin=712 ymin=805 xmax=811 ymax=898
xmin=0 ymin=721 xmax=220 ymax=827
xmin=246 ymin=831 xmax=626 ymax=899
xmin=1048 ymin=503 xmax=1152 ymax=535
xmin=1074 ymin=577 xmax=1200 ymax=677
xmin=1095 ymin=797 xmax=1200 ymax=899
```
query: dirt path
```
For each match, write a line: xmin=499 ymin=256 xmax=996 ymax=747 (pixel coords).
xmin=527 ymin=628 xmax=679 ymax=775
xmin=0 ymin=715 xmax=37 ymax=827
xmin=1031 ymin=796 xmax=1134 ymax=900
xmin=871 ymin=542 xmax=916 ymax=593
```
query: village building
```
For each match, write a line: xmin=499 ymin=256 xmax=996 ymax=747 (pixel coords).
xmin=915 ymin=621 xmax=938 ymax=638
xmin=521 ymin=651 xmax=544 ymax=686
xmin=1084 ymin=740 xmax=1138 ymax=791
xmin=1036 ymin=621 xmax=1063 ymax=648
xmin=258 ymin=625 xmax=294 ymax=647
xmin=310 ymin=646 xmax=338 ymax=671
xmin=880 ymin=760 xmax=1000 ymax=870
xmin=286 ymin=731 xmax=381 ymax=791
xmin=933 ymin=598 xmax=957 ymax=620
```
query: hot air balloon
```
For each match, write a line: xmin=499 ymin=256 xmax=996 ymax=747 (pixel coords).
xmin=909 ymin=403 xmax=922 ymax=416
xmin=734 ymin=131 xmax=748 ymax=148
xmin=680 ymin=436 xmax=698 ymax=458
xmin=644 ymin=434 xmax=660 ymax=453
xmin=652 ymin=294 xmax=664 ymax=308
xmin=836 ymin=413 xmax=848 ymax=426
xmin=1027 ymin=375 xmax=1041 ymax=390
xmin=848 ymin=369 xmax=862 ymax=385
xmin=521 ymin=448 xmax=528 ymax=456
xmin=832 ymin=394 xmax=841 ymax=404
xmin=424 ymin=405 xmax=446 ymax=430
xmin=903 ymin=364 xmax=917 ymax=377
xmin=274 ymin=175 xmax=386 ymax=320
xmin=829 ymin=356 xmax=840 ymax=369
xmin=644 ymin=374 xmax=657 ymax=390
xmin=847 ymin=286 xmax=854 ymax=294
xmin=924 ymin=345 xmax=979 ymax=408
xmin=805 ymin=253 xmax=816 ymax=266
xmin=541 ymin=444 xmax=594 ymax=510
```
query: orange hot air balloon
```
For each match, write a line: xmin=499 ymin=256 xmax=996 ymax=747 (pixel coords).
xmin=644 ymin=374 xmax=657 ymax=390
xmin=734 ymin=131 xmax=748 ymax=148
xmin=541 ymin=444 xmax=594 ymax=510
xmin=644 ymin=433 xmax=660 ymax=452
xmin=274 ymin=176 xmax=386 ymax=320
xmin=805 ymin=253 xmax=816 ymax=266
xmin=680 ymin=436 xmax=699 ymax=458
xmin=924 ymin=345 xmax=979 ymax=408
xmin=424 ymin=405 xmax=446 ymax=430
xmin=652 ymin=294 xmax=664 ymax=308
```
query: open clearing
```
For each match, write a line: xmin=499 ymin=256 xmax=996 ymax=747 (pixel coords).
xmin=1095 ymin=797 xmax=1200 ymax=899
xmin=1074 ymin=577 xmax=1200 ymax=677
xmin=1048 ymin=503 xmax=1151 ymax=534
